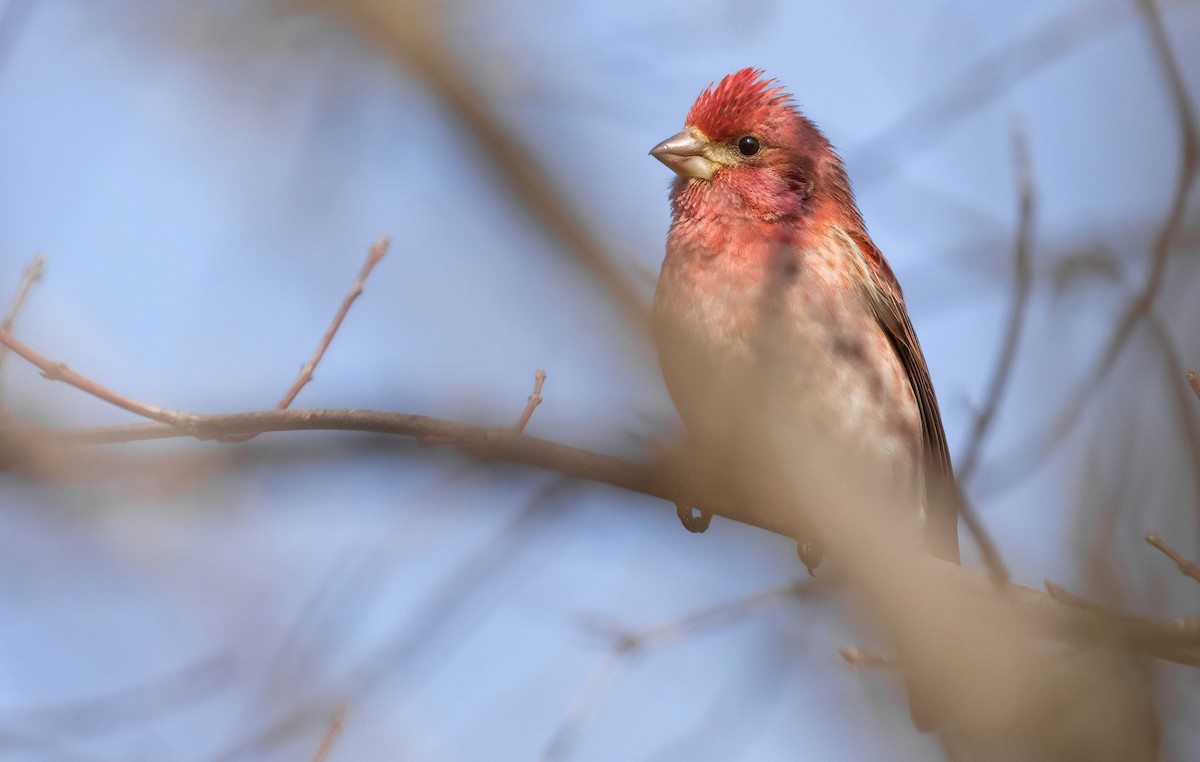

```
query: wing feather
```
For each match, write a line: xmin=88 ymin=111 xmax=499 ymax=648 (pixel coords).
xmin=845 ymin=228 xmax=961 ymax=563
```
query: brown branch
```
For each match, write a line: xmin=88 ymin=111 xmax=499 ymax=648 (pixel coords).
xmin=10 ymin=408 xmax=1200 ymax=669
xmin=278 ymin=237 xmax=389 ymax=410
xmin=3 ymin=328 xmax=1200 ymax=674
xmin=1146 ymin=532 xmax=1200 ymax=584
xmin=0 ymin=239 xmax=389 ymax=438
xmin=15 ymin=407 xmax=709 ymax=517
xmin=0 ymin=252 xmax=46 ymax=381
xmin=512 ymin=369 xmax=546 ymax=434
xmin=1044 ymin=579 xmax=1200 ymax=657
xmin=957 ymin=124 xmax=1035 ymax=486
xmin=0 ymin=328 xmax=196 ymax=429
xmin=1188 ymin=371 xmax=1200 ymax=402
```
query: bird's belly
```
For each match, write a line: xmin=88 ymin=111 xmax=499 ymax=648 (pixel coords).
xmin=653 ymin=269 xmax=922 ymax=494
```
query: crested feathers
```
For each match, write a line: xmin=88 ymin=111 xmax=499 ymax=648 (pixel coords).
xmin=672 ymin=69 xmax=858 ymax=227
xmin=686 ymin=68 xmax=792 ymax=141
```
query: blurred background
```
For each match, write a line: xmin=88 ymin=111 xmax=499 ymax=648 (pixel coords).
xmin=0 ymin=0 xmax=1198 ymax=759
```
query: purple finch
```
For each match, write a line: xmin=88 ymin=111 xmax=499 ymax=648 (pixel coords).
xmin=650 ymin=69 xmax=960 ymax=569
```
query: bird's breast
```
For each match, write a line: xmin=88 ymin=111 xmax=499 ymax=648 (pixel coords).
xmin=652 ymin=219 xmax=922 ymax=486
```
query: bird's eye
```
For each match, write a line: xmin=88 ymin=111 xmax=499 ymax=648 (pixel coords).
xmin=737 ymin=135 xmax=760 ymax=156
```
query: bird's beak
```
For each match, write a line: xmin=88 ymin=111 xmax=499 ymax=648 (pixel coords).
xmin=650 ymin=129 xmax=717 ymax=181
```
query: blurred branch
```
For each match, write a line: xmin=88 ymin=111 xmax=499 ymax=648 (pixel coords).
xmin=217 ymin=481 xmax=574 ymax=761
xmin=2 ymin=316 xmax=1198 ymax=668
xmin=277 ymin=237 xmax=389 ymax=410
xmin=1146 ymin=532 xmax=1200 ymax=584
xmin=983 ymin=0 xmax=1199 ymax=487
xmin=1144 ymin=312 xmax=1200 ymax=510
xmin=545 ymin=582 xmax=810 ymax=762
xmin=309 ymin=704 xmax=346 ymax=762
xmin=0 ymin=0 xmax=34 ymax=79
xmin=540 ymin=651 xmax=625 ymax=762
xmin=957 ymin=125 xmax=1035 ymax=486
xmin=851 ymin=0 xmax=1149 ymax=188
xmin=1043 ymin=580 xmax=1200 ymax=658
xmin=1189 ymin=370 xmax=1200 ymax=401
xmin=6 ymin=403 xmax=1200 ymax=667
xmin=0 ymin=653 xmax=232 ymax=741
xmin=319 ymin=0 xmax=648 ymax=328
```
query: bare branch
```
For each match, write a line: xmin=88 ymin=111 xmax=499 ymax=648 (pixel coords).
xmin=2 ymin=319 xmax=1200 ymax=684
xmin=512 ymin=369 xmax=547 ymax=434
xmin=1044 ymin=579 xmax=1200 ymax=656
xmin=0 ymin=327 xmax=196 ymax=429
xmin=278 ymin=237 xmax=389 ymax=410
xmin=957 ymin=124 xmax=1035 ymax=486
xmin=1146 ymin=532 xmax=1200 ymax=584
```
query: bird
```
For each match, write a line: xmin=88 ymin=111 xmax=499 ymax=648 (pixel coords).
xmin=649 ymin=68 xmax=961 ymax=570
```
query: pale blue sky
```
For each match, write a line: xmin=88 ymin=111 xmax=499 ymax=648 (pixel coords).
xmin=1 ymin=1 xmax=1198 ymax=760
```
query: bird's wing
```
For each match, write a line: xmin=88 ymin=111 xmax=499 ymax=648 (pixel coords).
xmin=844 ymin=227 xmax=961 ymax=563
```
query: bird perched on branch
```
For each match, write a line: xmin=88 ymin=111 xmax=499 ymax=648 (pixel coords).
xmin=649 ymin=69 xmax=960 ymax=570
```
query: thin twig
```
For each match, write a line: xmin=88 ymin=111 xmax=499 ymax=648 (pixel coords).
xmin=310 ymin=704 xmax=346 ymax=762
xmin=0 ymin=328 xmax=195 ymax=429
xmin=511 ymin=369 xmax=546 ymax=434
xmin=278 ymin=237 xmax=389 ymax=410
xmin=956 ymin=491 xmax=1009 ymax=585
xmin=957 ymin=124 xmax=1035 ymax=486
xmin=540 ymin=652 xmax=626 ymax=762
xmin=544 ymin=582 xmax=808 ymax=762
xmin=0 ymin=252 xmax=46 ymax=379
xmin=1146 ymin=532 xmax=1200 ymax=584
xmin=1044 ymin=579 xmax=1200 ymax=650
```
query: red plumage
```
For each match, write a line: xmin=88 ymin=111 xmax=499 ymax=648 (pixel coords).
xmin=651 ymin=69 xmax=960 ymax=566
xmin=651 ymin=67 xmax=960 ymax=732
xmin=685 ymin=68 xmax=790 ymax=142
